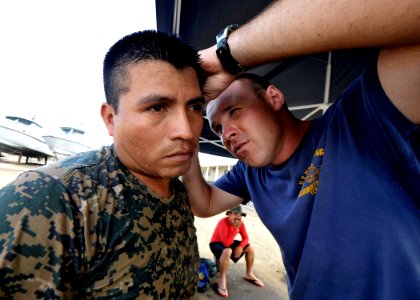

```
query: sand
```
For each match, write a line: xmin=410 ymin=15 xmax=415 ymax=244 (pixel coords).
xmin=0 ymin=154 xmax=289 ymax=299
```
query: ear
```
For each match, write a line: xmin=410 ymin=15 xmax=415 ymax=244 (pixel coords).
xmin=100 ymin=102 xmax=116 ymax=137
xmin=265 ymin=85 xmax=285 ymax=111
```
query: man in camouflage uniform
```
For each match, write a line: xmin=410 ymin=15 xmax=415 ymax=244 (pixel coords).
xmin=0 ymin=30 xmax=204 ymax=299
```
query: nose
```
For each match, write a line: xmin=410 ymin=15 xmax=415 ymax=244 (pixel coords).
xmin=169 ymin=109 xmax=200 ymax=140
xmin=221 ymin=122 xmax=236 ymax=145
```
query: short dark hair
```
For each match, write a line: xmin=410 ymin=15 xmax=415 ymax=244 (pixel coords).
xmin=237 ymin=73 xmax=271 ymax=99
xmin=103 ymin=30 xmax=203 ymax=111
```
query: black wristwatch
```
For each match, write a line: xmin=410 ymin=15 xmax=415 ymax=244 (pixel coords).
xmin=216 ymin=24 xmax=246 ymax=75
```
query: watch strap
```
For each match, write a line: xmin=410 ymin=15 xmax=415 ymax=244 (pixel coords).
xmin=216 ymin=24 xmax=245 ymax=75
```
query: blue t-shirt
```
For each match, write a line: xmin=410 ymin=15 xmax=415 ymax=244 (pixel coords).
xmin=215 ymin=57 xmax=420 ymax=299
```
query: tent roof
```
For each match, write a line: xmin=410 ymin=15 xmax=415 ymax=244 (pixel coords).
xmin=156 ymin=0 xmax=376 ymax=157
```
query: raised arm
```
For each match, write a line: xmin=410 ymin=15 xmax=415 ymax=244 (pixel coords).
xmin=377 ymin=44 xmax=420 ymax=124
xmin=201 ymin=0 xmax=420 ymax=102
xmin=182 ymin=153 xmax=243 ymax=217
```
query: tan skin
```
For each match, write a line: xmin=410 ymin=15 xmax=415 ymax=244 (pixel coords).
xmin=207 ymin=79 xmax=311 ymax=167
xmin=101 ymin=60 xmax=204 ymax=197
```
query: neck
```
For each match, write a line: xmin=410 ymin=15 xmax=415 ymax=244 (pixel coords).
xmin=272 ymin=113 xmax=312 ymax=166
xmin=133 ymin=173 xmax=172 ymax=198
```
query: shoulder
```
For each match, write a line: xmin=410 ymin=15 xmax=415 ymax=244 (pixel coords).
xmin=219 ymin=161 xmax=253 ymax=183
xmin=376 ymin=44 xmax=420 ymax=124
xmin=44 ymin=146 xmax=124 ymax=190
xmin=218 ymin=217 xmax=229 ymax=226
xmin=0 ymin=169 xmax=64 ymax=200
xmin=40 ymin=146 xmax=112 ymax=178
xmin=333 ymin=45 xmax=420 ymax=126
xmin=0 ymin=146 xmax=120 ymax=203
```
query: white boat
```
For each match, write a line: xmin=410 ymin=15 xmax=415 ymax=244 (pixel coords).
xmin=0 ymin=115 xmax=54 ymax=160
xmin=43 ymin=126 xmax=93 ymax=158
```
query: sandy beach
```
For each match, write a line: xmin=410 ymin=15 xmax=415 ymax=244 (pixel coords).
xmin=0 ymin=154 xmax=288 ymax=299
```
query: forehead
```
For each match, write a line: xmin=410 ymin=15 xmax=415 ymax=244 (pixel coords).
xmin=206 ymin=80 xmax=248 ymax=119
xmin=123 ymin=60 xmax=201 ymax=98
xmin=128 ymin=60 xmax=198 ymax=83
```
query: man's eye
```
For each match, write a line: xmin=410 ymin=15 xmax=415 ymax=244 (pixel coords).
xmin=229 ymin=108 xmax=239 ymax=116
xmin=149 ymin=104 xmax=165 ymax=112
xmin=190 ymin=103 xmax=203 ymax=112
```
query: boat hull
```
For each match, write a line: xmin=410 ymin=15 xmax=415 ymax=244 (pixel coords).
xmin=43 ymin=135 xmax=92 ymax=157
xmin=0 ymin=126 xmax=54 ymax=158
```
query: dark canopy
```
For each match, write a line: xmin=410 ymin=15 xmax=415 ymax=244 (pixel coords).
xmin=156 ymin=0 xmax=375 ymax=157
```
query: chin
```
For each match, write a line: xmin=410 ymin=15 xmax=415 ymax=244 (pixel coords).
xmin=241 ymin=156 xmax=267 ymax=168
xmin=167 ymin=165 xmax=191 ymax=178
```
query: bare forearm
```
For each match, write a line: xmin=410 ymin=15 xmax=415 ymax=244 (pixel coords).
xmin=230 ymin=0 xmax=420 ymax=68
xmin=182 ymin=155 xmax=244 ymax=217
xmin=182 ymin=155 xmax=213 ymax=217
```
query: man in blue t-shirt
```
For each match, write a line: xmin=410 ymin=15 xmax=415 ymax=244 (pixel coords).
xmin=182 ymin=0 xmax=420 ymax=299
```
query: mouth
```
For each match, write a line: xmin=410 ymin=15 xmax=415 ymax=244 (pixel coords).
xmin=231 ymin=141 xmax=247 ymax=156
xmin=166 ymin=150 xmax=194 ymax=162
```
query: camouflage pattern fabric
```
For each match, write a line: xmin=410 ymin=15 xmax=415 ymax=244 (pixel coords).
xmin=0 ymin=145 xmax=199 ymax=299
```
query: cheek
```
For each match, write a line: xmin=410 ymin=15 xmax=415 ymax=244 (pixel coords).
xmin=114 ymin=118 xmax=150 ymax=146
xmin=112 ymin=119 xmax=132 ymax=141
xmin=118 ymin=128 xmax=161 ymax=162
xmin=222 ymin=139 xmax=229 ymax=148
xmin=250 ymin=110 xmax=276 ymax=136
xmin=192 ymin=116 xmax=204 ymax=138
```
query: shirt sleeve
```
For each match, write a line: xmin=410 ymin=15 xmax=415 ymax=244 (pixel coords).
xmin=0 ymin=171 xmax=80 ymax=298
xmin=238 ymin=222 xmax=249 ymax=249
xmin=215 ymin=162 xmax=251 ymax=202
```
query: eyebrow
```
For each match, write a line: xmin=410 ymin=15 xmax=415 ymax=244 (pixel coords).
xmin=189 ymin=95 xmax=206 ymax=105
xmin=210 ymin=101 xmax=240 ymax=134
xmin=138 ymin=94 xmax=172 ymax=105
xmin=138 ymin=94 xmax=205 ymax=106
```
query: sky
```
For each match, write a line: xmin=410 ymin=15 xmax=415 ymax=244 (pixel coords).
xmin=0 ymin=0 xmax=157 ymax=148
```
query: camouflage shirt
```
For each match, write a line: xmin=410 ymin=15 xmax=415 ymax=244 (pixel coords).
xmin=0 ymin=145 xmax=199 ymax=299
